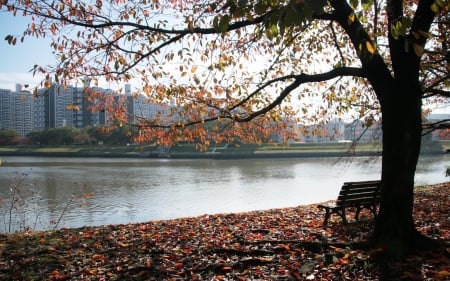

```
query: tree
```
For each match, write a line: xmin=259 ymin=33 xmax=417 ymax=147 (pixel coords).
xmin=0 ymin=129 xmax=18 ymax=145
xmin=2 ymin=0 xmax=449 ymax=256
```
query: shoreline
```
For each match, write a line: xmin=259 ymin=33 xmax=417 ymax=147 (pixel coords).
xmin=0 ymin=150 xmax=383 ymax=159
xmin=1 ymin=140 xmax=447 ymax=159
xmin=2 ymin=150 xmax=447 ymax=160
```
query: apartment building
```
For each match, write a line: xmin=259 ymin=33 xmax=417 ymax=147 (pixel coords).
xmin=0 ymin=85 xmax=33 ymax=137
xmin=1 ymin=81 xmax=177 ymax=137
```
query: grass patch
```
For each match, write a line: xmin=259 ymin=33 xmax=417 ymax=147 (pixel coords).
xmin=0 ymin=147 xmax=19 ymax=152
xmin=33 ymin=147 xmax=82 ymax=153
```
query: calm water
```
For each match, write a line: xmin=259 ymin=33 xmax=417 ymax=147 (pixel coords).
xmin=0 ymin=155 xmax=448 ymax=232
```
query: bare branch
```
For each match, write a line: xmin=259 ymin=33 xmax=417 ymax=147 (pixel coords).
xmin=138 ymin=67 xmax=365 ymax=129
xmin=423 ymin=88 xmax=450 ymax=98
xmin=422 ymin=119 xmax=450 ymax=136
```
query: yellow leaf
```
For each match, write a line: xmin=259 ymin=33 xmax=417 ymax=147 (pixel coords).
xmin=191 ymin=65 xmax=197 ymax=73
xmin=417 ymin=30 xmax=433 ymax=38
xmin=435 ymin=0 xmax=445 ymax=8
xmin=413 ymin=43 xmax=424 ymax=57
xmin=430 ymin=2 xmax=439 ymax=12
xmin=366 ymin=41 xmax=376 ymax=54
xmin=347 ymin=13 xmax=356 ymax=25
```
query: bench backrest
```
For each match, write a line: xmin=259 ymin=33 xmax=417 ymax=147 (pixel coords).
xmin=336 ymin=180 xmax=381 ymax=207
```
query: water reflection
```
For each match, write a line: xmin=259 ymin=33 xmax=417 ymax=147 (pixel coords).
xmin=0 ymin=155 xmax=448 ymax=231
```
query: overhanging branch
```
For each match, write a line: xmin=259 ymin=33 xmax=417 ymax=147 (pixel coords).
xmin=423 ymin=89 xmax=450 ymax=98
xmin=233 ymin=67 xmax=365 ymax=122
xmin=138 ymin=67 xmax=365 ymax=129
xmin=422 ymin=119 xmax=450 ymax=136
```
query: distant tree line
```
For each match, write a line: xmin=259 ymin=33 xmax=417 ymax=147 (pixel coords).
xmin=0 ymin=125 xmax=140 ymax=146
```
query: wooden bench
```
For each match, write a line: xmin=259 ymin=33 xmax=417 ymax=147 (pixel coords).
xmin=317 ymin=180 xmax=382 ymax=225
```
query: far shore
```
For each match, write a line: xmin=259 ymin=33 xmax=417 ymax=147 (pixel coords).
xmin=0 ymin=150 xmax=383 ymax=159
xmin=1 ymin=140 xmax=448 ymax=159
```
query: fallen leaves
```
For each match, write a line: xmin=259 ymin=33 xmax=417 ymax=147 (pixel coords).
xmin=0 ymin=182 xmax=449 ymax=280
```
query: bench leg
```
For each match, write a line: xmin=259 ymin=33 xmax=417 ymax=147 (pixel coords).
xmin=323 ymin=209 xmax=331 ymax=226
xmin=355 ymin=207 xmax=362 ymax=221
xmin=340 ymin=209 xmax=348 ymax=224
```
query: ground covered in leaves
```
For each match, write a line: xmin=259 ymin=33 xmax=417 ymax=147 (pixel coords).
xmin=1 ymin=182 xmax=449 ymax=281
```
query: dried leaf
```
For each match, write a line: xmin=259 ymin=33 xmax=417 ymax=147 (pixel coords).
xmin=347 ymin=13 xmax=356 ymax=25
xmin=366 ymin=41 xmax=376 ymax=54
xmin=413 ymin=43 xmax=424 ymax=57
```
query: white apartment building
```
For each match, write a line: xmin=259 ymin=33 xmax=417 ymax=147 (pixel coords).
xmin=0 ymin=86 xmax=33 ymax=137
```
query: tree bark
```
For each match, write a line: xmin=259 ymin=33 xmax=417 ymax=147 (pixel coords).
xmin=371 ymin=75 xmax=423 ymax=257
xmin=328 ymin=0 xmax=440 ymax=257
xmin=369 ymin=0 xmax=439 ymax=257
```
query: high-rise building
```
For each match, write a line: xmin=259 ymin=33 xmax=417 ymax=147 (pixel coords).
xmin=41 ymin=84 xmax=76 ymax=128
xmin=1 ymin=82 xmax=180 ymax=136
xmin=0 ymin=88 xmax=14 ymax=131
xmin=0 ymin=86 xmax=33 ymax=137
xmin=13 ymin=90 xmax=33 ymax=137
xmin=33 ymin=89 xmax=46 ymax=131
xmin=39 ymin=83 xmax=103 ymax=129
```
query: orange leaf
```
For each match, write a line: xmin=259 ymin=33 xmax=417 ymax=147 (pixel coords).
xmin=174 ymin=262 xmax=184 ymax=269
xmin=92 ymin=254 xmax=105 ymax=261
xmin=366 ymin=41 xmax=376 ymax=54
xmin=87 ymin=268 xmax=98 ymax=275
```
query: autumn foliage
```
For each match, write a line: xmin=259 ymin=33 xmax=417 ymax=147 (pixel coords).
xmin=2 ymin=0 xmax=450 ymax=256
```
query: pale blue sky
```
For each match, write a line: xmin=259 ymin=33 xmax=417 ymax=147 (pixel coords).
xmin=0 ymin=11 xmax=54 ymax=90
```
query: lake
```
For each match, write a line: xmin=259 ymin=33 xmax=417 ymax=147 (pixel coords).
xmin=0 ymin=155 xmax=448 ymax=232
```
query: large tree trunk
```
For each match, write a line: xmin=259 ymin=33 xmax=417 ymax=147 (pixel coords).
xmin=329 ymin=0 xmax=439 ymax=257
xmin=371 ymin=75 xmax=424 ymax=257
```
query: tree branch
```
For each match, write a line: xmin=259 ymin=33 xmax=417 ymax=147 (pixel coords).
xmin=232 ymin=67 xmax=365 ymax=122
xmin=136 ymin=67 xmax=365 ymax=129
xmin=328 ymin=0 xmax=393 ymax=107
xmin=422 ymin=119 xmax=450 ymax=136
xmin=7 ymin=0 xmax=270 ymax=36
xmin=423 ymin=89 xmax=450 ymax=98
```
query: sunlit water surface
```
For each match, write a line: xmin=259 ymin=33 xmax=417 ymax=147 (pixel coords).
xmin=0 ymin=155 xmax=448 ymax=231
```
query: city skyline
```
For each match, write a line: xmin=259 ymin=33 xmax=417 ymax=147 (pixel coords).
xmin=0 ymin=82 xmax=175 ymax=137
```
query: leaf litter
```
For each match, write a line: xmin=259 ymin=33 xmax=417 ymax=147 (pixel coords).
xmin=0 ymin=182 xmax=449 ymax=280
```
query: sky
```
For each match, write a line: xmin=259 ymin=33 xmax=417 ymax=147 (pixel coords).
xmin=0 ymin=8 xmax=448 ymax=115
xmin=0 ymin=11 xmax=54 ymax=91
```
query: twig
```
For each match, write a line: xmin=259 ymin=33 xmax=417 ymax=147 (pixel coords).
xmin=8 ymin=174 xmax=27 ymax=233
xmin=52 ymin=194 xmax=75 ymax=230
